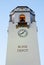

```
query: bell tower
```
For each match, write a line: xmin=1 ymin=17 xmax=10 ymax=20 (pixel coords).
xmin=6 ymin=6 xmax=40 ymax=65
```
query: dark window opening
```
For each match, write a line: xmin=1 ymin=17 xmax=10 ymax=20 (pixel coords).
xmin=20 ymin=14 xmax=25 ymax=23
xmin=16 ymin=14 xmax=29 ymax=28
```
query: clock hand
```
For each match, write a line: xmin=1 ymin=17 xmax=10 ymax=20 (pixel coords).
xmin=20 ymin=31 xmax=24 ymax=34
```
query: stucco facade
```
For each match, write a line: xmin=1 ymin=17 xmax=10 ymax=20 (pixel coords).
xmin=6 ymin=6 xmax=40 ymax=65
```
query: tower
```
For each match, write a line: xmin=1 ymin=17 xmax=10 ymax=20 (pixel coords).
xmin=6 ymin=6 xmax=40 ymax=65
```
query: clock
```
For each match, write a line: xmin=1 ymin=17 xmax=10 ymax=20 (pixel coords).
xmin=18 ymin=29 xmax=28 ymax=37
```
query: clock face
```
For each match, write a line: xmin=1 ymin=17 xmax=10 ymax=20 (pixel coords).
xmin=18 ymin=29 xmax=28 ymax=37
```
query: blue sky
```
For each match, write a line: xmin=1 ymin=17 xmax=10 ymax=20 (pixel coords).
xmin=0 ymin=0 xmax=44 ymax=65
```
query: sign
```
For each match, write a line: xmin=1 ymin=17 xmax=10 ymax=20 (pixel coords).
xmin=17 ymin=45 xmax=28 ymax=52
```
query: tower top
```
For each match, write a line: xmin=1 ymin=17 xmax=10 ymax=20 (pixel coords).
xmin=9 ymin=6 xmax=36 ymax=28
xmin=10 ymin=6 xmax=35 ymax=16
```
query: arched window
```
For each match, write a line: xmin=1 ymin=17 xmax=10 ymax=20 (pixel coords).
xmin=20 ymin=14 xmax=25 ymax=23
xmin=16 ymin=14 xmax=28 ymax=28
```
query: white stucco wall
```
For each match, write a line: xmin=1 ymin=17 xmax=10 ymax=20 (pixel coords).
xmin=6 ymin=22 xmax=40 ymax=65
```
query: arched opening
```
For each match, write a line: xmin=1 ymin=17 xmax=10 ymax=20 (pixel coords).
xmin=20 ymin=14 xmax=25 ymax=23
xmin=16 ymin=14 xmax=29 ymax=28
